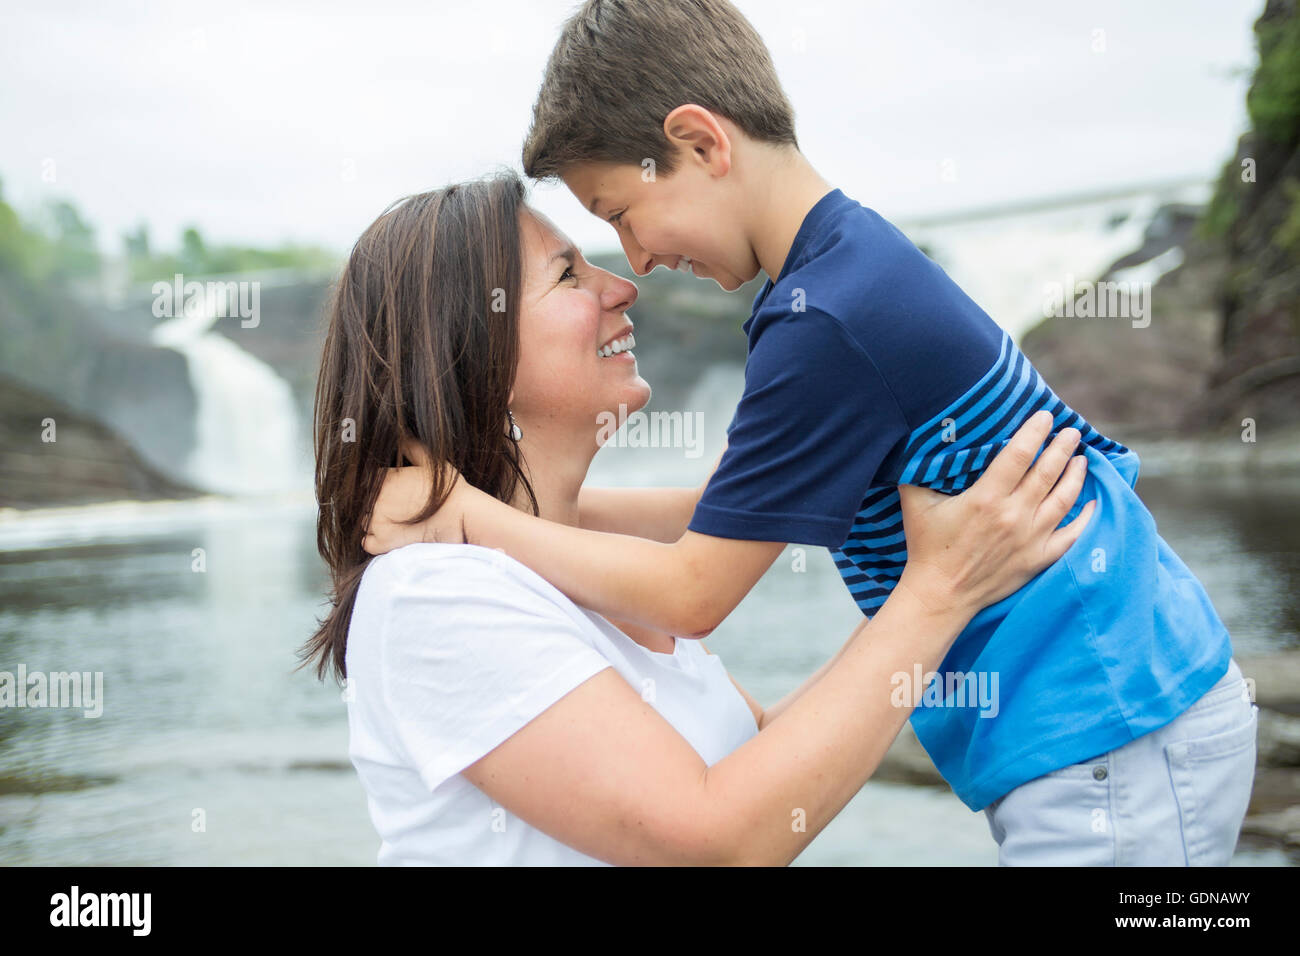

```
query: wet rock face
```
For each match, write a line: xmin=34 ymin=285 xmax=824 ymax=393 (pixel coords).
xmin=1196 ymin=0 xmax=1300 ymax=429
xmin=1018 ymin=225 xmax=1225 ymax=438
xmin=0 ymin=269 xmax=201 ymax=491
xmin=81 ymin=338 xmax=199 ymax=480
xmin=0 ymin=376 xmax=196 ymax=508
xmin=1201 ymin=131 xmax=1300 ymax=430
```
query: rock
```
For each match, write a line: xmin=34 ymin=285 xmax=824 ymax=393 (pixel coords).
xmin=1019 ymin=235 xmax=1225 ymax=436
xmin=1242 ymin=803 xmax=1300 ymax=851
xmin=875 ymin=722 xmax=947 ymax=789
xmin=0 ymin=376 xmax=196 ymax=508
xmin=1238 ymin=650 xmax=1300 ymax=716
xmin=1189 ymin=0 xmax=1300 ymax=431
xmin=1257 ymin=710 xmax=1300 ymax=768
xmin=0 ymin=267 xmax=200 ymax=487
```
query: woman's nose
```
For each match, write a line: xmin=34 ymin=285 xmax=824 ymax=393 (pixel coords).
xmin=603 ymin=272 xmax=638 ymax=313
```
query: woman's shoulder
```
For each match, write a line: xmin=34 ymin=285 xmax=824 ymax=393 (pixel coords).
xmin=365 ymin=541 xmax=510 ymax=584
xmin=359 ymin=543 xmax=593 ymax=627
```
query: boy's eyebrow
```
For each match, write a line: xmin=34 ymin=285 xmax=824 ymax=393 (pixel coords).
xmin=587 ymin=196 xmax=602 ymax=216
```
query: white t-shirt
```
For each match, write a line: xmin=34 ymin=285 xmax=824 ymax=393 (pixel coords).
xmin=344 ymin=542 xmax=760 ymax=866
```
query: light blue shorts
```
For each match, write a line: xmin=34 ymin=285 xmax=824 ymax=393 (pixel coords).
xmin=983 ymin=658 xmax=1258 ymax=866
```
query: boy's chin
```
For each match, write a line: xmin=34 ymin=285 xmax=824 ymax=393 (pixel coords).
xmin=699 ymin=262 xmax=750 ymax=292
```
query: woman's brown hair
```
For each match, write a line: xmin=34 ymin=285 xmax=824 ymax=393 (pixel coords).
xmin=298 ymin=170 xmax=538 ymax=684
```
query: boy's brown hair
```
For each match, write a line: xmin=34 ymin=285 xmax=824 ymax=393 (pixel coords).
xmin=522 ymin=0 xmax=798 ymax=181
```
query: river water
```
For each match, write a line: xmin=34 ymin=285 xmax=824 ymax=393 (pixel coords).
xmin=1 ymin=408 xmax=1296 ymax=864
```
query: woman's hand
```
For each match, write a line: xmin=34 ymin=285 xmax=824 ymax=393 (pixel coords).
xmin=895 ymin=410 xmax=1095 ymax=619
xmin=361 ymin=443 xmax=472 ymax=555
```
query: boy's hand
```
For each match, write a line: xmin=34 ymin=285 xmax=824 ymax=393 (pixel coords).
xmin=362 ymin=445 xmax=470 ymax=555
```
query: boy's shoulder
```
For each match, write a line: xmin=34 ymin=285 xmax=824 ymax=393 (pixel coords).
xmin=746 ymin=190 xmax=1005 ymax=426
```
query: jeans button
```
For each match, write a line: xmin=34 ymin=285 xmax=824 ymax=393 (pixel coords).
xmin=1093 ymin=765 xmax=1108 ymax=781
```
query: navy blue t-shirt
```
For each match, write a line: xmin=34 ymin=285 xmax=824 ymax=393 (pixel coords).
xmin=687 ymin=188 xmax=1232 ymax=810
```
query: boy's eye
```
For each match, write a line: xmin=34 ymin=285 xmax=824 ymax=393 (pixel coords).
xmin=608 ymin=210 xmax=625 ymax=226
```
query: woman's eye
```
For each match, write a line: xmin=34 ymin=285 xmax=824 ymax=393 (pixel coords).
xmin=559 ymin=265 xmax=576 ymax=283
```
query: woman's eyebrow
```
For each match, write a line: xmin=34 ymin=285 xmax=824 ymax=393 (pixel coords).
xmin=549 ymin=246 xmax=577 ymax=265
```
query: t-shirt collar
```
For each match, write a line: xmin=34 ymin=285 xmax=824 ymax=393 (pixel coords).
xmin=745 ymin=187 xmax=848 ymax=331
xmin=775 ymin=187 xmax=847 ymax=284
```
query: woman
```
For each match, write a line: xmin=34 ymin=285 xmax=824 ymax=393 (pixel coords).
xmin=300 ymin=171 xmax=1093 ymax=865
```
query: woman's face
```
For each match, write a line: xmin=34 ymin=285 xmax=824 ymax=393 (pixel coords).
xmin=511 ymin=208 xmax=651 ymax=438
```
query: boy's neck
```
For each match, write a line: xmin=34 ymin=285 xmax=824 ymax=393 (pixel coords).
xmin=743 ymin=149 xmax=835 ymax=283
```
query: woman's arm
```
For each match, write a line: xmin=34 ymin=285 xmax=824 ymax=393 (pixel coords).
xmin=458 ymin=415 xmax=1094 ymax=865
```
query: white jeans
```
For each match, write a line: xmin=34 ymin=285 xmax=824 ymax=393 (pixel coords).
xmin=983 ymin=658 xmax=1258 ymax=866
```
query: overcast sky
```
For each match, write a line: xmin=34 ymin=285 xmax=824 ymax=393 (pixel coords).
xmin=0 ymin=0 xmax=1263 ymax=260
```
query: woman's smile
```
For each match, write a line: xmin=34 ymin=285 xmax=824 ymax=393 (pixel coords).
xmin=598 ymin=328 xmax=636 ymax=359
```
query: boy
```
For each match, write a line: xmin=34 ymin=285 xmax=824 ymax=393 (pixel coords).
xmin=369 ymin=0 xmax=1256 ymax=864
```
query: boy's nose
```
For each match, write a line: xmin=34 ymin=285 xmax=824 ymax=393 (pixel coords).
xmin=619 ymin=232 xmax=658 ymax=277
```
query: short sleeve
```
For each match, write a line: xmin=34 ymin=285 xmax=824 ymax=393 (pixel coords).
xmin=688 ymin=309 xmax=909 ymax=547
xmin=378 ymin=555 xmax=612 ymax=793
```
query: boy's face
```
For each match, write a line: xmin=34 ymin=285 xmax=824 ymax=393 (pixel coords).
xmin=561 ymin=157 xmax=760 ymax=293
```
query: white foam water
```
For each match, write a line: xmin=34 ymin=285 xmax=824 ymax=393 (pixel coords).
xmin=151 ymin=284 xmax=309 ymax=495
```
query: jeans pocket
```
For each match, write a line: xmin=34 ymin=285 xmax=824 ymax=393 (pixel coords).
xmin=1164 ymin=701 xmax=1258 ymax=866
xmin=986 ymin=754 xmax=1116 ymax=865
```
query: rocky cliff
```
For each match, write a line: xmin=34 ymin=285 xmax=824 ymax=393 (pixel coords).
xmin=1022 ymin=0 xmax=1300 ymax=438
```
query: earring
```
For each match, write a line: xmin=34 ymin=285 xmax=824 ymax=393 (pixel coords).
xmin=507 ymin=409 xmax=523 ymax=441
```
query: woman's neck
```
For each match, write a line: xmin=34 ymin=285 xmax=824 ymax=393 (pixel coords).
xmin=507 ymin=418 xmax=594 ymax=527
xmin=505 ymin=415 xmax=678 ymax=652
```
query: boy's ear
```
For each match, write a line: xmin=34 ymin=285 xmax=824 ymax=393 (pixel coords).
xmin=663 ymin=104 xmax=732 ymax=176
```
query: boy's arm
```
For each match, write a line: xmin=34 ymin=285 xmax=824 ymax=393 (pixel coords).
xmin=468 ymin=484 xmax=782 ymax=637
xmin=362 ymin=466 xmax=780 ymax=637
xmin=576 ymin=486 xmax=703 ymax=543
xmin=576 ymin=447 xmax=724 ymax=542
xmin=361 ymin=447 xmax=764 ymax=634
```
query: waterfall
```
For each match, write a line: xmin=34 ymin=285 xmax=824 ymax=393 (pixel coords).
xmin=150 ymin=283 xmax=306 ymax=495
xmin=904 ymin=182 xmax=1210 ymax=340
